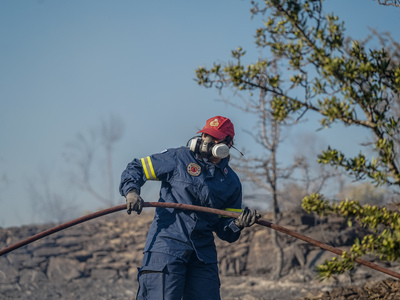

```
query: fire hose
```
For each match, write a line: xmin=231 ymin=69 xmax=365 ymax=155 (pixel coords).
xmin=1 ymin=202 xmax=400 ymax=280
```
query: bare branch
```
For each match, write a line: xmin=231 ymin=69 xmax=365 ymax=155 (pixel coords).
xmin=377 ymin=0 xmax=400 ymax=7
xmin=64 ymin=114 xmax=125 ymax=207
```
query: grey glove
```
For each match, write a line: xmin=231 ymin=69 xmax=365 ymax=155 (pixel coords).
xmin=234 ymin=207 xmax=261 ymax=229
xmin=126 ymin=189 xmax=144 ymax=215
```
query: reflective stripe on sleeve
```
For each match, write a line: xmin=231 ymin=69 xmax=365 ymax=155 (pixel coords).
xmin=219 ymin=208 xmax=242 ymax=218
xmin=141 ymin=156 xmax=158 ymax=181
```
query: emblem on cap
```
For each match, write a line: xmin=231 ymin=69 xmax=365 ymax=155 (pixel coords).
xmin=187 ymin=163 xmax=201 ymax=176
xmin=210 ymin=119 xmax=219 ymax=127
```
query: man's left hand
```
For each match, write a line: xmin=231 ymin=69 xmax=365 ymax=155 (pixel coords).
xmin=234 ymin=207 xmax=261 ymax=229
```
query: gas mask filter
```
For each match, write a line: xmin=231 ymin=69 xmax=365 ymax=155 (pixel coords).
xmin=189 ymin=135 xmax=230 ymax=159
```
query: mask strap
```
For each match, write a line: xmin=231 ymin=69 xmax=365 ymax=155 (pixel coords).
xmin=186 ymin=136 xmax=201 ymax=147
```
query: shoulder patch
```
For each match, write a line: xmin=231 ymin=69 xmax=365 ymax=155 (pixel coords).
xmin=187 ymin=163 xmax=201 ymax=176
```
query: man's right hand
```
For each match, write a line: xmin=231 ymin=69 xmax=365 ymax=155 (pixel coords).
xmin=126 ymin=189 xmax=144 ymax=215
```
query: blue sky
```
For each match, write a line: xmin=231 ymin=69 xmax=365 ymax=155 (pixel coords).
xmin=1 ymin=0 xmax=399 ymax=227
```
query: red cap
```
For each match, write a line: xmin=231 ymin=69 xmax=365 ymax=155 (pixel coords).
xmin=197 ymin=116 xmax=235 ymax=140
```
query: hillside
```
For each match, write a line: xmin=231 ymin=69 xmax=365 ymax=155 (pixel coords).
xmin=1 ymin=209 xmax=399 ymax=299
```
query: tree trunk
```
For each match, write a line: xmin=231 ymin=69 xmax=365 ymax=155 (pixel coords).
xmin=272 ymin=208 xmax=284 ymax=279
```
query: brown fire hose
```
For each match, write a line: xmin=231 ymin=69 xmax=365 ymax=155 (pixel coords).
xmin=1 ymin=202 xmax=400 ymax=280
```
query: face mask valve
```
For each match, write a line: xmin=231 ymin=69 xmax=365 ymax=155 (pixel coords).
xmin=211 ymin=143 xmax=230 ymax=159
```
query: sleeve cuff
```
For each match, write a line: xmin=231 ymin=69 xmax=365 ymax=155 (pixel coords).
xmin=123 ymin=185 xmax=140 ymax=197
xmin=226 ymin=220 xmax=241 ymax=233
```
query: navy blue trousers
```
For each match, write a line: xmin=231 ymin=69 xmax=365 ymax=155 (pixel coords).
xmin=136 ymin=251 xmax=221 ymax=300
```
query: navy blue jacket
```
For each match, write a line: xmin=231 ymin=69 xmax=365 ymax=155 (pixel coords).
xmin=119 ymin=146 xmax=243 ymax=263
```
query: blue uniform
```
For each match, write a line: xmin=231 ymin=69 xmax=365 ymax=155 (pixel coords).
xmin=119 ymin=146 xmax=243 ymax=299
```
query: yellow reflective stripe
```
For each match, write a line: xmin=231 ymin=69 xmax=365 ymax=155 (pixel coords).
xmin=225 ymin=208 xmax=242 ymax=213
xmin=141 ymin=158 xmax=150 ymax=179
xmin=147 ymin=156 xmax=158 ymax=180
xmin=141 ymin=156 xmax=158 ymax=181
xmin=219 ymin=208 xmax=242 ymax=218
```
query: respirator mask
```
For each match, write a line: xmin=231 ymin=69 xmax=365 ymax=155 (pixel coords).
xmin=188 ymin=135 xmax=231 ymax=159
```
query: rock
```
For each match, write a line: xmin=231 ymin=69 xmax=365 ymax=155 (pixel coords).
xmin=19 ymin=269 xmax=48 ymax=288
xmin=46 ymin=257 xmax=82 ymax=282
xmin=246 ymin=228 xmax=275 ymax=276
xmin=55 ymin=236 xmax=83 ymax=248
xmin=0 ymin=256 xmax=19 ymax=284
xmin=33 ymin=245 xmax=73 ymax=257
xmin=21 ymin=255 xmax=47 ymax=268
xmin=90 ymin=268 xmax=118 ymax=280
xmin=4 ymin=252 xmax=32 ymax=266
xmin=67 ymin=249 xmax=93 ymax=262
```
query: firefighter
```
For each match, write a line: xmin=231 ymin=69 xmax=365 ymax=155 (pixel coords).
xmin=119 ymin=116 xmax=260 ymax=300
